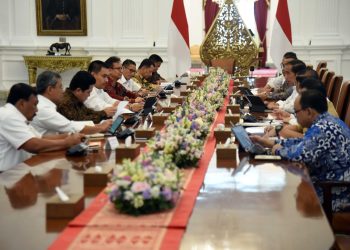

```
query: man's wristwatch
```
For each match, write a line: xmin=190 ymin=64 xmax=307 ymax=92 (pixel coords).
xmin=275 ymin=124 xmax=283 ymax=139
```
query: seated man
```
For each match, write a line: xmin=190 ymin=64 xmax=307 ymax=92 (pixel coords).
xmin=133 ymin=59 xmax=160 ymax=92
xmin=258 ymin=51 xmax=298 ymax=100
xmin=252 ymin=90 xmax=350 ymax=212
xmin=84 ymin=60 xmax=119 ymax=113
xmin=120 ymin=59 xmax=142 ymax=92
xmin=104 ymin=56 xmax=143 ymax=112
xmin=266 ymin=77 xmax=339 ymax=139
xmin=57 ymin=71 xmax=111 ymax=123
xmin=0 ymin=83 xmax=83 ymax=171
xmin=31 ymin=71 xmax=112 ymax=135
xmin=266 ymin=59 xmax=306 ymax=113
xmin=148 ymin=54 xmax=166 ymax=84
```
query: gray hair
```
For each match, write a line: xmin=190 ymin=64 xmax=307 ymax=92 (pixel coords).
xmin=36 ymin=71 xmax=61 ymax=94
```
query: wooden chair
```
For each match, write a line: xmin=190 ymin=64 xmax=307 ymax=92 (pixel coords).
xmin=319 ymin=68 xmax=328 ymax=82
xmin=336 ymin=81 xmax=350 ymax=125
xmin=316 ymin=61 xmax=327 ymax=76
xmin=328 ymin=75 xmax=343 ymax=104
xmin=210 ymin=58 xmax=235 ymax=74
xmin=315 ymin=181 xmax=350 ymax=250
xmin=321 ymin=71 xmax=335 ymax=94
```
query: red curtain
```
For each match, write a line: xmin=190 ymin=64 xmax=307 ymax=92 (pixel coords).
xmin=254 ymin=0 xmax=268 ymax=68
xmin=204 ymin=0 xmax=220 ymax=33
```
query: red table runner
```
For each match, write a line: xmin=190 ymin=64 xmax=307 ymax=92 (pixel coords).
xmin=49 ymin=80 xmax=234 ymax=249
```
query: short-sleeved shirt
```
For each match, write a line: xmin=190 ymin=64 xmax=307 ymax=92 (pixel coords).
xmin=0 ymin=104 xmax=39 ymax=171
xmin=84 ymin=86 xmax=117 ymax=111
xmin=31 ymin=95 xmax=88 ymax=135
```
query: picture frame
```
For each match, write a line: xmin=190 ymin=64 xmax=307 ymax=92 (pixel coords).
xmin=36 ymin=0 xmax=87 ymax=36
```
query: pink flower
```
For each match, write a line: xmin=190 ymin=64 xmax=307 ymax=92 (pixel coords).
xmin=131 ymin=182 xmax=151 ymax=193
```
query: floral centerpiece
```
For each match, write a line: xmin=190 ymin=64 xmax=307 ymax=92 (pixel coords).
xmin=107 ymin=154 xmax=182 ymax=216
xmin=107 ymin=69 xmax=230 ymax=215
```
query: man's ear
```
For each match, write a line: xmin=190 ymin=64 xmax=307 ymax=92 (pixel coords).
xmin=306 ymin=107 xmax=316 ymax=116
xmin=47 ymin=85 xmax=54 ymax=94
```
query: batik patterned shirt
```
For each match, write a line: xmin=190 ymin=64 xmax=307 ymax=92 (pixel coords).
xmin=104 ymin=77 xmax=138 ymax=103
xmin=57 ymin=89 xmax=107 ymax=124
xmin=275 ymin=112 xmax=350 ymax=211
xmin=133 ymin=73 xmax=158 ymax=91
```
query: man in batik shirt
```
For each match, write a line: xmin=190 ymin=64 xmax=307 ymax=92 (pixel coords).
xmin=58 ymin=71 xmax=109 ymax=124
xmin=252 ymin=90 xmax=350 ymax=212
xmin=133 ymin=59 xmax=160 ymax=92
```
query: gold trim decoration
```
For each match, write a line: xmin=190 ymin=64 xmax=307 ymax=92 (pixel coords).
xmin=200 ymin=0 xmax=258 ymax=76
xmin=23 ymin=56 xmax=92 ymax=85
xmin=36 ymin=0 xmax=87 ymax=36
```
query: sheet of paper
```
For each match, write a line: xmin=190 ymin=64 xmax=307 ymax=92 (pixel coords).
xmin=114 ymin=101 xmax=133 ymax=119
xmin=245 ymin=127 xmax=265 ymax=135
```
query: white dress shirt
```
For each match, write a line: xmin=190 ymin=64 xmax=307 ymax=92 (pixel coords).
xmin=267 ymin=75 xmax=284 ymax=89
xmin=31 ymin=95 xmax=89 ymax=135
xmin=120 ymin=75 xmax=141 ymax=92
xmin=277 ymin=87 xmax=298 ymax=113
xmin=84 ymin=86 xmax=117 ymax=111
xmin=0 ymin=104 xmax=39 ymax=171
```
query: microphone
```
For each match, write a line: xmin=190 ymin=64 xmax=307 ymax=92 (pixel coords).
xmin=249 ymin=66 xmax=255 ymax=78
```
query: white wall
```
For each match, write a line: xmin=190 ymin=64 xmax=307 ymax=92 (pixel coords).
xmin=267 ymin=0 xmax=350 ymax=80
xmin=0 ymin=0 xmax=350 ymax=90
xmin=0 ymin=0 xmax=173 ymax=90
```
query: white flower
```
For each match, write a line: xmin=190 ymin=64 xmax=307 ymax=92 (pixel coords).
xmin=124 ymin=191 xmax=134 ymax=200
xmin=116 ymin=179 xmax=131 ymax=188
xmin=151 ymin=185 xmax=160 ymax=198
xmin=133 ymin=195 xmax=144 ymax=208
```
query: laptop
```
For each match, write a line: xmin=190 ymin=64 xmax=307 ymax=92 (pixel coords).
xmin=231 ymin=125 xmax=267 ymax=155
xmin=142 ymin=96 xmax=157 ymax=116
xmin=238 ymin=87 xmax=254 ymax=96
xmin=244 ymin=95 xmax=272 ymax=113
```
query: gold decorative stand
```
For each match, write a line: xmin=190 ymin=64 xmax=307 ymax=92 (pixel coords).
xmin=23 ymin=56 xmax=92 ymax=85
xmin=200 ymin=0 xmax=258 ymax=76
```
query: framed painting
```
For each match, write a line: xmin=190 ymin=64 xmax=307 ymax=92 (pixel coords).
xmin=36 ymin=0 xmax=87 ymax=36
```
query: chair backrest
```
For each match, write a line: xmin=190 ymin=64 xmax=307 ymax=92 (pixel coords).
xmin=327 ymin=75 xmax=343 ymax=104
xmin=336 ymin=81 xmax=350 ymax=124
xmin=190 ymin=45 xmax=201 ymax=64
xmin=319 ymin=68 xmax=328 ymax=81
xmin=210 ymin=58 xmax=235 ymax=74
xmin=316 ymin=61 xmax=327 ymax=75
xmin=190 ymin=45 xmax=200 ymax=57
xmin=321 ymin=71 xmax=335 ymax=93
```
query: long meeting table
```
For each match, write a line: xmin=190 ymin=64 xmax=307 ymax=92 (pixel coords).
xmin=0 ymin=141 xmax=335 ymax=249
xmin=0 ymin=80 xmax=335 ymax=249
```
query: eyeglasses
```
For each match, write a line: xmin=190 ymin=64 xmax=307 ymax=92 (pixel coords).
xmin=294 ymin=108 xmax=304 ymax=115
xmin=112 ymin=67 xmax=122 ymax=71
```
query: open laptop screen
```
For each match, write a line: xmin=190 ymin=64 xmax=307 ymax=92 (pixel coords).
xmin=231 ymin=125 xmax=254 ymax=152
xmin=142 ymin=96 xmax=157 ymax=116
xmin=231 ymin=125 xmax=267 ymax=154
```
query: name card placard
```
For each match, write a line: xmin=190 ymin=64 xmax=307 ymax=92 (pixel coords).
xmin=104 ymin=137 xmax=119 ymax=150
